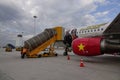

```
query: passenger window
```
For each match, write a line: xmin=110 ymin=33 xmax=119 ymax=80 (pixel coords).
xmin=101 ymin=28 xmax=103 ymax=31
xmin=98 ymin=29 xmax=100 ymax=31
xmin=91 ymin=29 xmax=93 ymax=32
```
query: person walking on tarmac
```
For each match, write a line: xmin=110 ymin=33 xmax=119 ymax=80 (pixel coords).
xmin=63 ymin=31 xmax=72 ymax=56
xmin=21 ymin=47 xmax=27 ymax=59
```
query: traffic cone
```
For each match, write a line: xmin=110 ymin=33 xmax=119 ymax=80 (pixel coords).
xmin=67 ymin=55 xmax=70 ymax=60
xmin=80 ymin=59 xmax=85 ymax=67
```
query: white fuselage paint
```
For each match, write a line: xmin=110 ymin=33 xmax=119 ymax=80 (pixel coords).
xmin=75 ymin=23 xmax=110 ymax=38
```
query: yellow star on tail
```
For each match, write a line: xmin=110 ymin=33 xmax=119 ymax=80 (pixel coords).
xmin=78 ymin=43 xmax=85 ymax=51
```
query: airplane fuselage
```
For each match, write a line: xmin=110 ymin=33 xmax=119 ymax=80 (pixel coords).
xmin=70 ymin=13 xmax=120 ymax=56
xmin=76 ymin=23 xmax=110 ymax=38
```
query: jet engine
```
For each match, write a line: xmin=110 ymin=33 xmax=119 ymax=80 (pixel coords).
xmin=72 ymin=37 xmax=120 ymax=56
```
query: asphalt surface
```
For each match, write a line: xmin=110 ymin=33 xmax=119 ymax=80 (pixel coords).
xmin=0 ymin=48 xmax=120 ymax=80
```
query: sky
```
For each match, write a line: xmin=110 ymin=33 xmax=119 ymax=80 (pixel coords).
xmin=0 ymin=0 xmax=120 ymax=47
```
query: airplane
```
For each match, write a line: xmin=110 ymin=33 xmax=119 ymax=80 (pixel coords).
xmin=70 ymin=13 xmax=120 ymax=56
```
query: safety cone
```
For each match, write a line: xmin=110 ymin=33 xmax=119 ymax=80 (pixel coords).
xmin=67 ymin=55 xmax=70 ymax=60
xmin=80 ymin=59 xmax=85 ymax=67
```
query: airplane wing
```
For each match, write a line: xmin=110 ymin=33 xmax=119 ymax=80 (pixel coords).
xmin=103 ymin=13 xmax=120 ymax=39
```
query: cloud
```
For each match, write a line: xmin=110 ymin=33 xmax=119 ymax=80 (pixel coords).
xmin=0 ymin=0 xmax=119 ymax=46
xmin=0 ymin=3 xmax=21 ymax=22
xmin=95 ymin=11 xmax=109 ymax=17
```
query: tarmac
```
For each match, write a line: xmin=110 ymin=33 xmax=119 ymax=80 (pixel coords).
xmin=0 ymin=48 xmax=120 ymax=80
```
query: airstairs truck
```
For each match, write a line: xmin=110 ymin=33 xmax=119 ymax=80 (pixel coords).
xmin=21 ymin=27 xmax=64 ymax=58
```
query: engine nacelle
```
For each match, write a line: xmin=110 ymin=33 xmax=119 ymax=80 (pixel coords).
xmin=72 ymin=37 xmax=102 ymax=56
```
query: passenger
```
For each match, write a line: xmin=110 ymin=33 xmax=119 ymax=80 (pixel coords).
xmin=63 ymin=31 xmax=72 ymax=56
xmin=21 ymin=48 xmax=27 ymax=59
xmin=71 ymin=29 xmax=78 ymax=40
xmin=71 ymin=33 xmax=78 ymax=40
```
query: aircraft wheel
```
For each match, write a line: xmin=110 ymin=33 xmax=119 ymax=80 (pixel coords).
xmin=63 ymin=52 xmax=68 ymax=56
xmin=55 ymin=53 xmax=58 ymax=56
xmin=38 ymin=54 xmax=41 ymax=58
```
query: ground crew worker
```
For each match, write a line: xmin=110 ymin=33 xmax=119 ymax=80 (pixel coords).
xmin=63 ymin=31 xmax=72 ymax=56
xmin=21 ymin=48 xmax=27 ymax=59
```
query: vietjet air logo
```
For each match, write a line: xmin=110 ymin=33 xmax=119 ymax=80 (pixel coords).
xmin=78 ymin=43 xmax=85 ymax=51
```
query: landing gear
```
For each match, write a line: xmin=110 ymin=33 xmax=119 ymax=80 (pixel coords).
xmin=63 ymin=51 xmax=68 ymax=56
xmin=63 ymin=44 xmax=69 ymax=56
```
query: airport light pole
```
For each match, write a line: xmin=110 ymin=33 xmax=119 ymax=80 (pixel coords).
xmin=21 ymin=32 xmax=23 ymax=47
xmin=33 ymin=16 xmax=37 ymax=36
